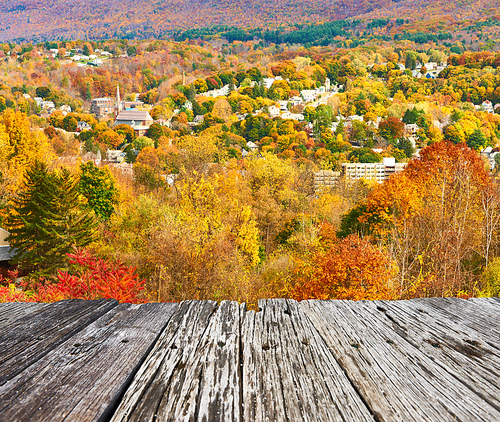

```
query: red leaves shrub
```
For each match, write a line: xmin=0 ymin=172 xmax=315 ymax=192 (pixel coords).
xmin=36 ymin=250 xmax=146 ymax=303
xmin=0 ymin=286 xmax=28 ymax=302
xmin=0 ymin=250 xmax=147 ymax=303
xmin=0 ymin=270 xmax=28 ymax=302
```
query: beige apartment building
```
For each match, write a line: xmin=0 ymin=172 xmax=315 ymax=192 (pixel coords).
xmin=314 ymin=157 xmax=407 ymax=191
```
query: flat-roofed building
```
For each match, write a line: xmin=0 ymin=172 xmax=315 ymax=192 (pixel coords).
xmin=342 ymin=163 xmax=387 ymax=183
xmin=314 ymin=170 xmax=341 ymax=192
xmin=342 ymin=158 xmax=406 ymax=184
xmin=91 ymin=97 xmax=115 ymax=116
xmin=314 ymin=157 xmax=407 ymax=191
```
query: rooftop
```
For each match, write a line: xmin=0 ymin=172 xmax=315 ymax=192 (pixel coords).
xmin=0 ymin=245 xmax=15 ymax=262
xmin=115 ymin=110 xmax=153 ymax=121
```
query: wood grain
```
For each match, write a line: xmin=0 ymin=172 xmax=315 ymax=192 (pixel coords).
xmin=300 ymin=299 xmax=500 ymax=421
xmin=110 ymin=300 xmax=238 ymax=422
xmin=241 ymin=299 xmax=374 ymax=422
xmin=0 ymin=298 xmax=117 ymax=385
xmin=0 ymin=302 xmax=47 ymax=326
xmin=0 ymin=302 xmax=177 ymax=422
xmin=0 ymin=298 xmax=499 ymax=421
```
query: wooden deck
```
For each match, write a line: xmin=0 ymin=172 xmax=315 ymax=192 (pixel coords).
xmin=0 ymin=298 xmax=499 ymax=421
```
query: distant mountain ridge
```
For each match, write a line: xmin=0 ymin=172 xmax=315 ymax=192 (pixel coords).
xmin=0 ymin=0 xmax=497 ymax=42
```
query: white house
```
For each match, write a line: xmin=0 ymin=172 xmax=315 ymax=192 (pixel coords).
xmin=77 ymin=121 xmax=92 ymax=131
xmin=263 ymin=76 xmax=282 ymax=89
xmin=281 ymin=111 xmax=304 ymax=121
xmin=301 ymin=90 xmax=318 ymax=103
xmin=404 ymin=123 xmax=419 ymax=136
xmin=268 ymin=105 xmax=280 ymax=118
xmin=246 ymin=141 xmax=259 ymax=152
xmin=106 ymin=150 xmax=126 ymax=163
xmin=481 ymin=101 xmax=494 ymax=113
xmin=60 ymin=104 xmax=72 ymax=114
xmin=203 ymin=85 xmax=230 ymax=98
xmin=82 ymin=151 xmax=102 ymax=166
xmin=89 ymin=59 xmax=103 ymax=67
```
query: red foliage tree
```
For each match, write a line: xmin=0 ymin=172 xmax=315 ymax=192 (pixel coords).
xmin=379 ymin=117 xmax=404 ymax=141
xmin=291 ymin=234 xmax=396 ymax=301
xmin=343 ymin=141 xmax=495 ymax=298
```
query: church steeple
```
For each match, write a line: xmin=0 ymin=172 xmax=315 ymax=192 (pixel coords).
xmin=115 ymin=85 xmax=122 ymax=118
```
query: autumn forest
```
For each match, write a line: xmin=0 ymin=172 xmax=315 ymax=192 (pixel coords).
xmin=2 ymin=9 xmax=500 ymax=307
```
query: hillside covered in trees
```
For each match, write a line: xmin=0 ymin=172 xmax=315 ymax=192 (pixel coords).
xmin=1 ymin=0 xmax=500 ymax=42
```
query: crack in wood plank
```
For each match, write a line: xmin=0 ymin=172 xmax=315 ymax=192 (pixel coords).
xmin=300 ymin=299 xmax=500 ymax=421
xmin=0 ymin=302 xmax=177 ymax=422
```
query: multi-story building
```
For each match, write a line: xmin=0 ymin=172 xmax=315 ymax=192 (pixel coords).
xmin=343 ymin=158 xmax=406 ymax=183
xmin=314 ymin=157 xmax=407 ymax=191
xmin=91 ymin=98 xmax=115 ymax=116
xmin=342 ymin=162 xmax=387 ymax=183
xmin=314 ymin=170 xmax=341 ymax=192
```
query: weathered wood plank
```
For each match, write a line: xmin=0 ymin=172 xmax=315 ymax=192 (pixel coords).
xmin=416 ymin=297 xmax=500 ymax=321
xmin=468 ymin=297 xmax=500 ymax=311
xmin=410 ymin=297 xmax=500 ymax=345
xmin=378 ymin=298 xmax=500 ymax=353
xmin=364 ymin=299 xmax=500 ymax=413
xmin=1 ymin=298 xmax=499 ymax=422
xmin=241 ymin=301 xmax=284 ymax=422
xmin=242 ymin=299 xmax=374 ymax=422
xmin=0 ymin=302 xmax=178 ymax=422
xmin=0 ymin=298 xmax=117 ymax=385
xmin=0 ymin=302 xmax=48 ymax=326
xmin=189 ymin=300 xmax=241 ymax=422
xmin=111 ymin=300 xmax=242 ymax=422
xmin=301 ymin=300 xmax=500 ymax=421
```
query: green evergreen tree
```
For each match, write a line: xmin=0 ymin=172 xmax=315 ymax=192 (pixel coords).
xmin=335 ymin=118 xmax=345 ymax=136
xmin=186 ymin=85 xmax=196 ymax=102
xmin=404 ymin=51 xmax=417 ymax=70
xmin=467 ymin=128 xmax=488 ymax=151
xmin=85 ymin=82 xmax=92 ymax=100
xmin=6 ymin=161 xmax=97 ymax=275
xmin=191 ymin=100 xmax=207 ymax=117
xmin=55 ymin=167 xmax=98 ymax=254
xmin=79 ymin=162 xmax=118 ymax=221
xmin=402 ymin=108 xmax=422 ymax=124
xmin=397 ymin=137 xmax=416 ymax=158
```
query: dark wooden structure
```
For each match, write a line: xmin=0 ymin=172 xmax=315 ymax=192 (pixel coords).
xmin=1 ymin=297 xmax=499 ymax=421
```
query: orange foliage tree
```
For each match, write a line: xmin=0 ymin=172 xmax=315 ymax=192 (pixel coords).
xmin=291 ymin=234 xmax=396 ymax=301
xmin=340 ymin=141 xmax=497 ymax=297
